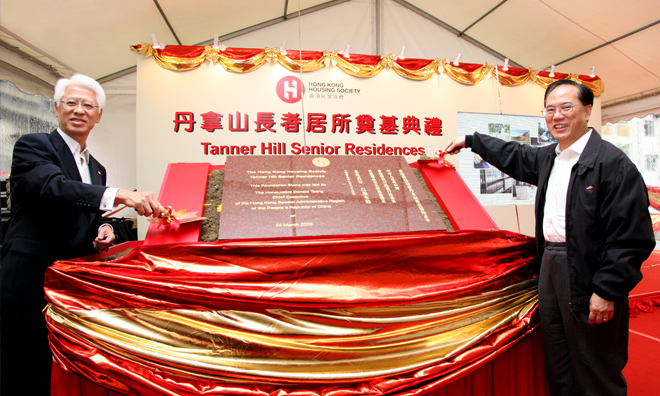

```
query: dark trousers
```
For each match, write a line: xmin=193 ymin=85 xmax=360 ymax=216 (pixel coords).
xmin=539 ymin=242 xmax=629 ymax=396
xmin=1 ymin=301 xmax=52 ymax=396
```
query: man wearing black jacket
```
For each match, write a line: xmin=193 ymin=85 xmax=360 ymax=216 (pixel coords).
xmin=0 ymin=74 xmax=165 ymax=395
xmin=446 ymin=80 xmax=654 ymax=396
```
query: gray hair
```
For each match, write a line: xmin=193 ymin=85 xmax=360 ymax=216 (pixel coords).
xmin=54 ymin=74 xmax=106 ymax=109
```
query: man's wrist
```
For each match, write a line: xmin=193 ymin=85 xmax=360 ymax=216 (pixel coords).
xmin=100 ymin=188 xmax=119 ymax=211
xmin=98 ymin=223 xmax=114 ymax=233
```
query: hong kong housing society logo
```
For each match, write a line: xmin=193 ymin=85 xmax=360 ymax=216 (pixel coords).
xmin=276 ymin=76 xmax=305 ymax=103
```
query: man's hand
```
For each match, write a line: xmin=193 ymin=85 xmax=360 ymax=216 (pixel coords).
xmin=588 ymin=293 xmax=615 ymax=325
xmin=115 ymin=189 xmax=165 ymax=218
xmin=93 ymin=224 xmax=115 ymax=252
xmin=445 ymin=137 xmax=467 ymax=155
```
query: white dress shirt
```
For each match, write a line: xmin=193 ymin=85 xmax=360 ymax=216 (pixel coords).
xmin=57 ymin=129 xmax=118 ymax=211
xmin=543 ymin=130 xmax=592 ymax=242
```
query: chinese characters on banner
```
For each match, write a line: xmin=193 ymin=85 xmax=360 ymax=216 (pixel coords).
xmin=178 ymin=111 xmax=442 ymax=135
xmin=173 ymin=111 xmax=442 ymax=157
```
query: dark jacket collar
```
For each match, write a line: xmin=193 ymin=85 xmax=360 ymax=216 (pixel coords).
xmin=576 ymin=128 xmax=602 ymax=175
xmin=48 ymin=129 xmax=82 ymax=182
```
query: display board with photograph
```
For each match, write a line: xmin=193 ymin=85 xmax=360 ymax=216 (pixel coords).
xmin=456 ymin=112 xmax=555 ymax=206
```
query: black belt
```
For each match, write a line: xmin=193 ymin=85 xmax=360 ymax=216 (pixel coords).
xmin=545 ymin=241 xmax=567 ymax=248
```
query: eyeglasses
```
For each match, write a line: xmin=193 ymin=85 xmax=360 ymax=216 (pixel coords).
xmin=542 ymin=103 xmax=583 ymax=117
xmin=60 ymin=99 xmax=98 ymax=112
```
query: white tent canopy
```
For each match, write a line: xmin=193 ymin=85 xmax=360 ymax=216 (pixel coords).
xmin=1 ymin=0 xmax=659 ymax=123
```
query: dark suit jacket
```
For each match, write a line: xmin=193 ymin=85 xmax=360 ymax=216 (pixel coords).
xmin=1 ymin=130 xmax=108 ymax=308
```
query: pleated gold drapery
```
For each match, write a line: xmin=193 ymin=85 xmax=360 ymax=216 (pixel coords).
xmin=130 ymin=43 xmax=604 ymax=96
xmin=45 ymin=230 xmax=539 ymax=396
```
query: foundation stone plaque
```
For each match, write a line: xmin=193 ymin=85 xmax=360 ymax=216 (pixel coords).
xmin=218 ymin=155 xmax=446 ymax=239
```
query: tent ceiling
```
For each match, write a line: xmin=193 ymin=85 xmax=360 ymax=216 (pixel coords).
xmin=1 ymin=0 xmax=659 ymax=119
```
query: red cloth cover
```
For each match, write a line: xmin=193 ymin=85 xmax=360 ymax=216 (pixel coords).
xmin=45 ymin=230 xmax=540 ymax=396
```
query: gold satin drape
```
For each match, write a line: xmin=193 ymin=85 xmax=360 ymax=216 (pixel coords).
xmin=131 ymin=43 xmax=604 ymax=96
xmin=45 ymin=230 xmax=540 ymax=396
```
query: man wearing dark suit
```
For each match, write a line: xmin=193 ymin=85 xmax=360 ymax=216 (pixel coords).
xmin=0 ymin=74 xmax=165 ymax=395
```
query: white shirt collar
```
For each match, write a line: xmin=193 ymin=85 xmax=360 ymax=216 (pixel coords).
xmin=555 ymin=128 xmax=592 ymax=156
xmin=57 ymin=128 xmax=89 ymax=162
